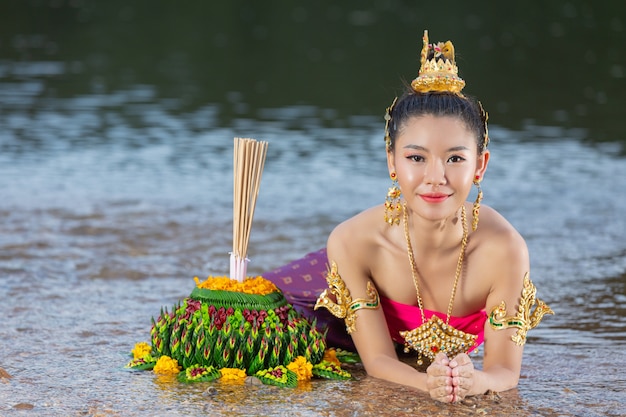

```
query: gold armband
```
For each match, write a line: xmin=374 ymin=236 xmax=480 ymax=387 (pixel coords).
xmin=488 ymin=273 xmax=554 ymax=346
xmin=314 ymin=261 xmax=380 ymax=334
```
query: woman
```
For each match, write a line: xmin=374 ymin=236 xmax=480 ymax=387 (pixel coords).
xmin=264 ymin=30 xmax=552 ymax=403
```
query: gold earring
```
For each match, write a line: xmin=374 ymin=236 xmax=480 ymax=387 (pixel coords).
xmin=385 ymin=172 xmax=402 ymax=226
xmin=472 ymin=176 xmax=483 ymax=232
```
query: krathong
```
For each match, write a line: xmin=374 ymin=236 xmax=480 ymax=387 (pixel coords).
xmin=125 ymin=138 xmax=353 ymax=387
xmin=126 ymin=275 xmax=353 ymax=387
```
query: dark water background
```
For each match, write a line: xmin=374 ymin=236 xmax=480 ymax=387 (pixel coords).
xmin=1 ymin=1 xmax=625 ymax=416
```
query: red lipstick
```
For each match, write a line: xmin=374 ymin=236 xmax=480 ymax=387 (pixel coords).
xmin=420 ymin=193 xmax=449 ymax=203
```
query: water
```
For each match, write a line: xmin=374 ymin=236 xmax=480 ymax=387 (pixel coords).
xmin=1 ymin=2 xmax=626 ymax=416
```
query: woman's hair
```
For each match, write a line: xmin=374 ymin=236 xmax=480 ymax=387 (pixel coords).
xmin=387 ymin=90 xmax=488 ymax=154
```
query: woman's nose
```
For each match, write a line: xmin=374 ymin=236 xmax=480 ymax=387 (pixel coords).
xmin=424 ymin=160 xmax=446 ymax=186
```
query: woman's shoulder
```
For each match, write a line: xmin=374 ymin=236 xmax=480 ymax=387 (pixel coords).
xmin=471 ymin=204 xmax=529 ymax=280
xmin=477 ymin=204 xmax=525 ymax=243
xmin=327 ymin=205 xmax=385 ymax=258
xmin=331 ymin=204 xmax=384 ymax=236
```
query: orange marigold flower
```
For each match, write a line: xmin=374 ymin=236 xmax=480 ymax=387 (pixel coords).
xmin=287 ymin=356 xmax=313 ymax=381
xmin=322 ymin=348 xmax=341 ymax=366
xmin=219 ymin=368 xmax=247 ymax=381
xmin=132 ymin=342 xmax=152 ymax=359
xmin=153 ymin=356 xmax=181 ymax=375
xmin=194 ymin=276 xmax=278 ymax=295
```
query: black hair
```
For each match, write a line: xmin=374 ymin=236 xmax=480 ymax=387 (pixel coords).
xmin=387 ymin=91 xmax=488 ymax=154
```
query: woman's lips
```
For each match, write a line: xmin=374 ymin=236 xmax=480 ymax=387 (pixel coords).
xmin=419 ymin=193 xmax=449 ymax=203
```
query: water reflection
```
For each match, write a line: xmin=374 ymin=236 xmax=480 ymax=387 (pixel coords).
xmin=1 ymin=2 xmax=625 ymax=146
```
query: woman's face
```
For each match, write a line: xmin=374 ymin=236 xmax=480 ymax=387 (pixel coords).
xmin=387 ymin=114 xmax=489 ymax=221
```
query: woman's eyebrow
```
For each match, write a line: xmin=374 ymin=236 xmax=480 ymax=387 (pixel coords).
xmin=402 ymin=145 xmax=470 ymax=152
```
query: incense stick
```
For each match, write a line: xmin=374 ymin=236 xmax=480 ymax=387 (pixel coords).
xmin=231 ymin=137 xmax=268 ymax=282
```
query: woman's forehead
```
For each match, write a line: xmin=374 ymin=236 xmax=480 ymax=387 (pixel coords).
xmin=399 ymin=114 xmax=475 ymax=135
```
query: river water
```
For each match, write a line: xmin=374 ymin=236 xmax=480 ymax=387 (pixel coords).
xmin=1 ymin=2 xmax=626 ymax=416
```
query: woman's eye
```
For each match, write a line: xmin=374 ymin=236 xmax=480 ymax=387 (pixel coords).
xmin=448 ymin=155 xmax=466 ymax=163
xmin=408 ymin=155 xmax=425 ymax=162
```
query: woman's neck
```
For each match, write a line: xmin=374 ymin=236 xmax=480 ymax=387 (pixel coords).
xmin=405 ymin=206 xmax=464 ymax=253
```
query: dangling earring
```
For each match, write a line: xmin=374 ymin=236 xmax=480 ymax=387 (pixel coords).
xmin=472 ymin=175 xmax=483 ymax=232
xmin=385 ymin=172 xmax=402 ymax=226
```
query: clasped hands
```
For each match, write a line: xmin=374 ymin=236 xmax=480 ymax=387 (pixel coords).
xmin=426 ymin=352 xmax=474 ymax=403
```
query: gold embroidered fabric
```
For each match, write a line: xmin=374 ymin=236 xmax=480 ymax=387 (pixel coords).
xmin=314 ymin=261 xmax=380 ymax=334
xmin=488 ymin=273 xmax=554 ymax=345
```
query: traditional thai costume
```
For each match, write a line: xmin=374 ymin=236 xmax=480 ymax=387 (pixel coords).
xmin=263 ymin=248 xmax=488 ymax=353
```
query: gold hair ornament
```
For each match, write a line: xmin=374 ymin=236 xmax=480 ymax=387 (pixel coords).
xmin=411 ymin=30 xmax=466 ymax=95
xmin=384 ymin=96 xmax=398 ymax=152
xmin=478 ymin=100 xmax=490 ymax=150
xmin=314 ymin=261 xmax=380 ymax=334
xmin=488 ymin=273 xmax=554 ymax=345
xmin=383 ymin=97 xmax=401 ymax=226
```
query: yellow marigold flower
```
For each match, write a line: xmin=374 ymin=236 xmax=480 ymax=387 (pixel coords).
xmin=287 ymin=356 xmax=313 ymax=381
xmin=153 ymin=356 xmax=181 ymax=375
xmin=132 ymin=342 xmax=152 ymax=360
xmin=322 ymin=348 xmax=341 ymax=366
xmin=219 ymin=368 xmax=247 ymax=381
xmin=194 ymin=276 xmax=278 ymax=295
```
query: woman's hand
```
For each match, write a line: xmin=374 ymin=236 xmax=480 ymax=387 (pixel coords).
xmin=426 ymin=353 xmax=455 ymax=403
xmin=449 ymin=353 xmax=475 ymax=402
xmin=427 ymin=352 xmax=475 ymax=403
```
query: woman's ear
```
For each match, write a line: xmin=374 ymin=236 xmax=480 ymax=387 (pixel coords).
xmin=475 ymin=149 xmax=490 ymax=179
xmin=386 ymin=150 xmax=396 ymax=175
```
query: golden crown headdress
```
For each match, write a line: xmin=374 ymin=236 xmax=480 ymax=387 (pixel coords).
xmin=411 ymin=30 xmax=465 ymax=94
xmin=385 ymin=30 xmax=489 ymax=152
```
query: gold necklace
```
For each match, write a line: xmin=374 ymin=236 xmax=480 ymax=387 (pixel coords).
xmin=399 ymin=203 xmax=478 ymax=367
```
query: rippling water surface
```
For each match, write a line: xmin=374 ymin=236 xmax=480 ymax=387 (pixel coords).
xmin=2 ymin=91 xmax=625 ymax=416
xmin=1 ymin=2 xmax=626 ymax=416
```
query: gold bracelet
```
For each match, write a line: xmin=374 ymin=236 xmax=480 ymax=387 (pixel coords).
xmin=488 ymin=273 xmax=554 ymax=345
xmin=314 ymin=261 xmax=380 ymax=334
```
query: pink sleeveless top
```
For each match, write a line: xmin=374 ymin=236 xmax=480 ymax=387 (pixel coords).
xmin=380 ymin=295 xmax=486 ymax=352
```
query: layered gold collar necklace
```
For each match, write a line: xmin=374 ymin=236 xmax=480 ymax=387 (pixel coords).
xmin=399 ymin=203 xmax=478 ymax=366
